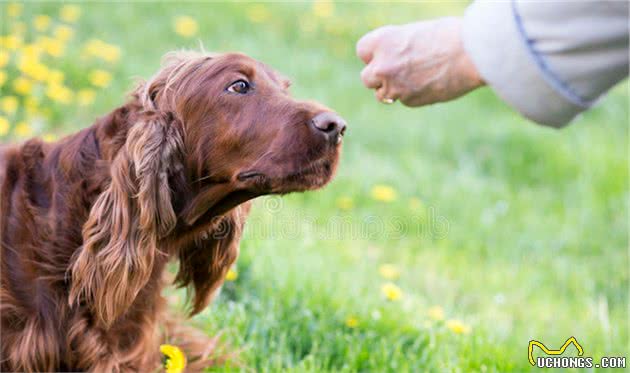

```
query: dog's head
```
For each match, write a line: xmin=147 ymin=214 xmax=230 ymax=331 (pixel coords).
xmin=140 ymin=51 xmax=346 ymax=224
xmin=137 ymin=52 xmax=343 ymax=219
xmin=70 ymin=51 xmax=346 ymax=325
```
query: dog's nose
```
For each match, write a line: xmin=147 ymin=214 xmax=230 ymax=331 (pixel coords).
xmin=310 ymin=112 xmax=347 ymax=144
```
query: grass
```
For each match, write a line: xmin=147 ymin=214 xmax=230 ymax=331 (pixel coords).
xmin=2 ymin=1 xmax=628 ymax=372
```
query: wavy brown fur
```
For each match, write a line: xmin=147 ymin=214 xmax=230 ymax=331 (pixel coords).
xmin=0 ymin=51 xmax=343 ymax=372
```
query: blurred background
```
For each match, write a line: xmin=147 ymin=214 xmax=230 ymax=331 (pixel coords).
xmin=1 ymin=2 xmax=627 ymax=371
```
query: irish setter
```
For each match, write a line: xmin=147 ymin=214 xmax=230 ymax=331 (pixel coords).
xmin=0 ymin=51 xmax=346 ymax=372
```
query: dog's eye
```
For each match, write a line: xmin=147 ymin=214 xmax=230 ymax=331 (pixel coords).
xmin=227 ymin=80 xmax=250 ymax=94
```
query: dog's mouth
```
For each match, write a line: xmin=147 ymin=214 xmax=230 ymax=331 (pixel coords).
xmin=282 ymin=157 xmax=335 ymax=189
xmin=237 ymin=151 xmax=340 ymax=194
xmin=185 ymin=148 xmax=341 ymax=227
xmin=236 ymin=171 xmax=263 ymax=181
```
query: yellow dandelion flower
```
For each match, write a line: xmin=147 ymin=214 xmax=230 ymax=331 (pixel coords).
xmin=33 ymin=15 xmax=52 ymax=32
xmin=336 ymin=196 xmax=353 ymax=210
xmin=427 ymin=306 xmax=445 ymax=321
xmin=446 ymin=319 xmax=471 ymax=335
xmin=0 ymin=35 xmax=22 ymax=50
xmin=84 ymin=39 xmax=121 ymax=62
xmin=84 ymin=39 xmax=102 ymax=56
xmin=312 ymin=0 xmax=334 ymax=18
xmin=100 ymin=44 xmax=121 ymax=63
xmin=46 ymin=83 xmax=73 ymax=104
xmin=225 ymin=268 xmax=238 ymax=281
xmin=0 ymin=51 xmax=9 ymax=68
xmin=173 ymin=16 xmax=198 ymax=37
xmin=42 ymin=133 xmax=57 ymax=142
xmin=246 ymin=4 xmax=271 ymax=23
xmin=22 ymin=43 xmax=43 ymax=59
xmin=160 ymin=344 xmax=186 ymax=373
xmin=84 ymin=39 xmax=120 ymax=62
xmin=7 ymin=3 xmax=22 ymax=17
xmin=14 ymin=122 xmax=33 ymax=138
xmin=12 ymin=77 xmax=33 ymax=95
xmin=53 ymin=25 xmax=74 ymax=41
xmin=0 ymin=116 xmax=9 ymax=136
xmin=345 ymin=316 xmax=359 ymax=328
xmin=47 ymin=69 xmax=65 ymax=85
xmin=378 ymin=263 xmax=400 ymax=280
xmin=381 ymin=282 xmax=403 ymax=301
xmin=24 ymin=97 xmax=40 ymax=115
xmin=0 ymin=71 xmax=6 ymax=87
xmin=77 ymin=89 xmax=96 ymax=106
xmin=46 ymin=42 xmax=65 ymax=58
xmin=84 ymin=39 xmax=104 ymax=59
xmin=1 ymin=96 xmax=19 ymax=115
xmin=18 ymin=56 xmax=49 ymax=82
xmin=38 ymin=36 xmax=65 ymax=58
xmin=371 ymin=184 xmax=397 ymax=202
xmin=89 ymin=69 xmax=112 ymax=88
xmin=60 ymin=5 xmax=81 ymax=23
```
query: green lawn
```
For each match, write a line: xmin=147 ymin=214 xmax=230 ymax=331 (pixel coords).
xmin=2 ymin=2 xmax=628 ymax=372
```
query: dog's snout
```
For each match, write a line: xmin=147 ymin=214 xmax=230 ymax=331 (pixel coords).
xmin=310 ymin=112 xmax=347 ymax=144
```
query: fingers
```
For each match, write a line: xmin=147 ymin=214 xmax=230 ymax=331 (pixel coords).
xmin=360 ymin=64 xmax=382 ymax=89
xmin=375 ymin=81 xmax=399 ymax=103
xmin=358 ymin=26 xmax=403 ymax=98
xmin=357 ymin=30 xmax=382 ymax=89
xmin=362 ymin=62 xmax=401 ymax=102
xmin=356 ymin=28 xmax=381 ymax=64
xmin=362 ymin=62 xmax=401 ymax=103
xmin=356 ymin=26 xmax=393 ymax=64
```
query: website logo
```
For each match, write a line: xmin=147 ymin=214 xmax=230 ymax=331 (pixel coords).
xmin=528 ymin=337 xmax=626 ymax=369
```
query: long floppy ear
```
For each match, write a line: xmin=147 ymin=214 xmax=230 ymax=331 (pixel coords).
xmin=69 ymin=111 xmax=184 ymax=327
xmin=175 ymin=203 xmax=251 ymax=315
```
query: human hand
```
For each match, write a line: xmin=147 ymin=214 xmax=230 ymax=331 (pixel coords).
xmin=356 ymin=17 xmax=484 ymax=106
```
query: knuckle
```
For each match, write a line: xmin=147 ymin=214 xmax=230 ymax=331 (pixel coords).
xmin=373 ymin=63 xmax=394 ymax=78
xmin=361 ymin=69 xmax=379 ymax=88
xmin=356 ymin=39 xmax=369 ymax=57
xmin=360 ymin=68 xmax=372 ymax=82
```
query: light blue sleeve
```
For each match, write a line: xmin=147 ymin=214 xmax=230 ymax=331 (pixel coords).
xmin=462 ymin=0 xmax=629 ymax=127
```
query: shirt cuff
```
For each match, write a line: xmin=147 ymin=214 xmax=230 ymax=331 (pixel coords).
xmin=462 ymin=1 xmax=586 ymax=128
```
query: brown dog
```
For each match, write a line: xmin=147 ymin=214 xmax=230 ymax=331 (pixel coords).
xmin=0 ymin=51 xmax=346 ymax=372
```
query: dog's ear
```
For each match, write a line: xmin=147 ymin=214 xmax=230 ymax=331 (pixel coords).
xmin=69 ymin=111 xmax=184 ymax=327
xmin=175 ymin=203 xmax=250 ymax=315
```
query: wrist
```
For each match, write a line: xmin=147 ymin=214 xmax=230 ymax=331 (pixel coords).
xmin=461 ymin=49 xmax=484 ymax=89
xmin=451 ymin=17 xmax=485 ymax=90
